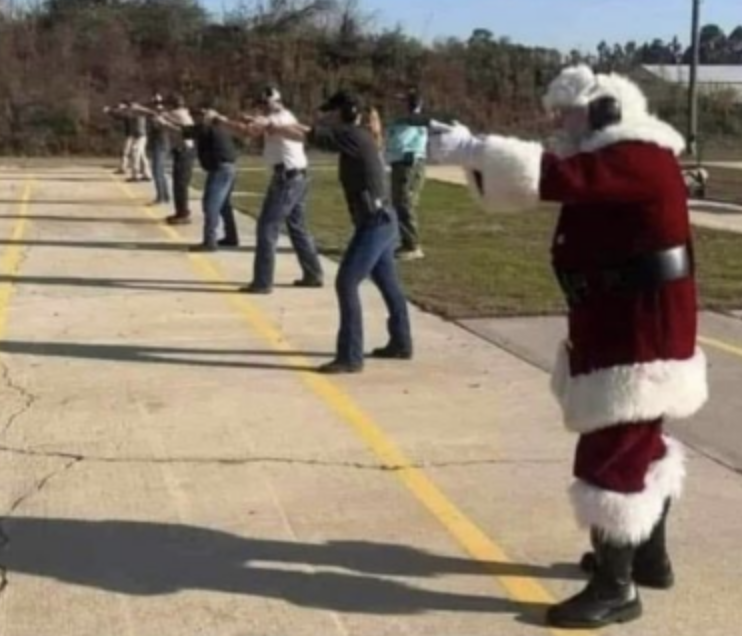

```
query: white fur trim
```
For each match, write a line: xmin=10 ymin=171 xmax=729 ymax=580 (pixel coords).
xmin=582 ymin=116 xmax=686 ymax=156
xmin=465 ymin=135 xmax=543 ymax=213
xmin=551 ymin=342 xmax=708 ymax=434
xmin=542 ymin=68 xmax=686 ymax=156
xmin=569 ymin=437 xmax=686 ymax=545
xmin=543 ymin=65 xmax=597 ymax=111
xmin=593 ymin=73 xmax=649 ymax=121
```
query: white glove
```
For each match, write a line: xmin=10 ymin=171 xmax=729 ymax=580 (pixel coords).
xmin=427 ymin=120 xmax=483 ymax=168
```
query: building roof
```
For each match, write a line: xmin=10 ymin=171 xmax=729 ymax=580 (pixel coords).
xmin=641 ymin=65 xmax=742 ymax=102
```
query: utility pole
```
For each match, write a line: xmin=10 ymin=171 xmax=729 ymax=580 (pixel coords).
xmin=687 ymin=0 xmax=702 ymax=162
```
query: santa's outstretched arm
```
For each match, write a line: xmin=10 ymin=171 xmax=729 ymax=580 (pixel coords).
xmin=428 ymin=121 xmax=545 ymax=213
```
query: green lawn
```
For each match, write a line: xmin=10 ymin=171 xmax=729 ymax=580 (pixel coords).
xmin=197 ymin=167 xmax=742 ymax=319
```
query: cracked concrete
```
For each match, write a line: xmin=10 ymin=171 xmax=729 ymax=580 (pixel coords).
xmin=0 ymin=456 xmax=81 ymax=601
xmin=0 ymin=360 xmax=38 ymax=438
xmin=0 ymin=443 xmax=563 ymax=471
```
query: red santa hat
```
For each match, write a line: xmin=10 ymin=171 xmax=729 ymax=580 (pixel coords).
xmin=543 ymin=64 xmax=647 ymax=117
xmin=543 ymin=64 xmax=685 ymax=155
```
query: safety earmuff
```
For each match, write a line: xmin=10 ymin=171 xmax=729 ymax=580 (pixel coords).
xmin=588 ymin=95 xmax=622 ymax=131
xmin=258 ymin=86 xmax=281 ymax=106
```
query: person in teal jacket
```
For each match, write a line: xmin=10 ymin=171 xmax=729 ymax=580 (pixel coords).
xmin=385 ymin=89 xmax=428 ymax=260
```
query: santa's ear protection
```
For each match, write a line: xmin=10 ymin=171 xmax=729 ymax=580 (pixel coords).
xmin=588 ymin=95 xmax=622 ymax=131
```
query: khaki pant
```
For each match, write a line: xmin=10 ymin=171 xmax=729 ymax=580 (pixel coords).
xmin=128 ymin=136 xmax=151 ymax=179
xmin=391 ymin=159 xmax=426 ymax=250
xmin=119 ymin=137 xmax=134 ymax=173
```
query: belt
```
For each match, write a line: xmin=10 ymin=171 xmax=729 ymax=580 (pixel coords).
xmin=555 ymin=245 xmax=692 ymax=306
xmin=273 ymin=164 xmax=307 ymax=179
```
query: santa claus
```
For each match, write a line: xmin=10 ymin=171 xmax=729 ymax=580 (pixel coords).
xmin=429 ymin=65 xmax=709 ymax=629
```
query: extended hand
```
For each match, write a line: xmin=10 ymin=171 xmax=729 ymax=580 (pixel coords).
xmin=427 ymin=120 xmax=481 ymax=167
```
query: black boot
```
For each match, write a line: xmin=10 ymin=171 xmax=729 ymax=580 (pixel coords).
xmin=370 ymin=343 xmax=413 ymax=360
xmin=547 ymin=532 xmax=642 ymax=629
xmin=580 ymin=500 xmax=674 ymax=589
xmin=633 ymin=500 xmax=674 ymax=589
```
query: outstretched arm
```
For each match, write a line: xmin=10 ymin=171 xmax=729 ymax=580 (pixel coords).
xmin=212 ymin=114 xmax=269 ymax=139
xmin=266 ymin=121 xmax=312 ymax=142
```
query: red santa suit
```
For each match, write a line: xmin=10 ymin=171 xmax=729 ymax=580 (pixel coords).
xmin=430 ymin=66 xmax=708 ymax=552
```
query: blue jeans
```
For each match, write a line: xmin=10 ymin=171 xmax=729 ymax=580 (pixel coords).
xmin=202 ymin=163 xmax=238 ymax=247
xmin=335 ymin=209 xmax=412 ymax=367
xmin=150 ymin=144 xmax=170 ymax=203
xmin=252 ymin=172 xmax=323 ymax=288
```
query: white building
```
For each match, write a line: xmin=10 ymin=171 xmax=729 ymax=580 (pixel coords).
xmin=642 ymin=65 xmax=742 ymax=102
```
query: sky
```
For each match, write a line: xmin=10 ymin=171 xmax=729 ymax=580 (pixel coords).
xmin=206 ymin=0 xmax=741 ymax=53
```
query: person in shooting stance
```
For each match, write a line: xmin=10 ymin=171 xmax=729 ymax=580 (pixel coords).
xmin=428 ymin=65 xmax=708 ymax=629
xmin=213 ymin=86 xmax=324 ymax=293
xmin=262 ymin=90 xmax=413 ymax=374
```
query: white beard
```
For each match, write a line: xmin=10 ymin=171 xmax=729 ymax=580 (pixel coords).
xmin=544 ymin=131 xmax=582 ymax=158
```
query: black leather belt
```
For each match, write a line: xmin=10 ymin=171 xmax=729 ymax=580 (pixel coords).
xmin=274 ymin=164 xmax=306 ymax=179
xmin=555 ymin=245 xmax=692 ymax=306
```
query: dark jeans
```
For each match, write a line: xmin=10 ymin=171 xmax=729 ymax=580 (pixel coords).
xmin=172 ymin=147 xmax=195 ymax=217
xmin=391 ymin=160 xmax=426 ymax=250
xmin=150 ymin=144 xmax=170 ymax=203
xmin=252 ymin=172 xmax=323 ymax=289
xmin=335 ymin=209 xmax=412 ymax=367
xmin=202 ymin=163 xmax=238 ymax=247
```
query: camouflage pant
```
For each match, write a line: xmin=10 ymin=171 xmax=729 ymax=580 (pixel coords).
xmin=391 ymin=160 xmax=426 ymax=250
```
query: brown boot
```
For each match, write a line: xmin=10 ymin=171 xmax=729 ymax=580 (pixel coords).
xmin=166 ymin=214 xmax=191 ymax=226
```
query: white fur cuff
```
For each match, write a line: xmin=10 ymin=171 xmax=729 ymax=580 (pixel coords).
xmin=569 ymin=438 xmax=686 ymax=546
xmin=465 ymin=136 xmax=543 ymax=213
xmin=551 ymin=342 xmax=708 ymax=434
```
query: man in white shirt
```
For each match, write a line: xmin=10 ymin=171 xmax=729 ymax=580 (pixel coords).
xmin=163 ymin=94 xmax=197 ymax=225
xmin=216 ymin=86 xmax=323 ymax=293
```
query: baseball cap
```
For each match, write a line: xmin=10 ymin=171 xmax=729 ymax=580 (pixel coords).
xmin=319 ymin=90 xmax=363 ymax=113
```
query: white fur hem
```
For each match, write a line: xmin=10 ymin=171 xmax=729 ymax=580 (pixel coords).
xmin=551 ymin=342 xmax=708 ymax=434
xmin=465 ymin=136 xmax=543 ymax=213
xmin=581 ymin=116 xmax=686 ymax=156
xmin=570 ymin=438 xmax=686 ymax=545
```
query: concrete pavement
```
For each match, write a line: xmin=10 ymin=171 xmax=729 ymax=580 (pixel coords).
xmin=0 ymin=164 xmax=741 ymax=636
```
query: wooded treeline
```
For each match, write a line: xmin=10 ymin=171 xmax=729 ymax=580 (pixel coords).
xmin=0 ymin=0 xmax=740 ymax=155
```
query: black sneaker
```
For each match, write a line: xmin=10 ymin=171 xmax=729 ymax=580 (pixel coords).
xmin=370 ymin=345 xmax=413 ymax=360
xmin=395 ymin=247 xmax=425 ymax=261
xmin=240 ymin=283 xmax=272 ymax=295
xmin=188 ymin=244 xmax=217 ymax=253
xmin=318 ymin=360 xmax=363 ymax=374
xmin=293 ymin=278 xmax=324 ymax=289
xmin=218 ymin=238 xmax=239 ymax=248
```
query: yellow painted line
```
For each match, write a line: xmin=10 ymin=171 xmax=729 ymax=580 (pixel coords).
xmin=111 ymin=176 xmax=582 ymax=634
xmin=699 ymin=335 xmax=742 ymax=359
xmin=0 ymin=180 xmax=34 ymax=339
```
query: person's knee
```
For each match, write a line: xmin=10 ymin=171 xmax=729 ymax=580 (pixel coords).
xmin=335 ymin=269 xmax=361 ymax=295
xmin=257 ymin=218 xmax=280 ymax=244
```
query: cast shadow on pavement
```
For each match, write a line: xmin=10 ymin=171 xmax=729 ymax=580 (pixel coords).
xmin=2 ymin=517 xmax=581 ymax=622
xmin=0 ymin=238 xmax=293 ymax=255
xmin=0 ymin=214 xmax=159 ymax=223
xmin=0 ymin=340 xmax=327 ymax=373
xmin=0 ymin=274 xmax=307 ymax=295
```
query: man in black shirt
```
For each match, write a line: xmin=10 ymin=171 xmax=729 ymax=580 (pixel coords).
xmin=265 ymin=90 xmax=413 ymax=373
xmin=155 ymin=102 xmax=240 ymax=251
